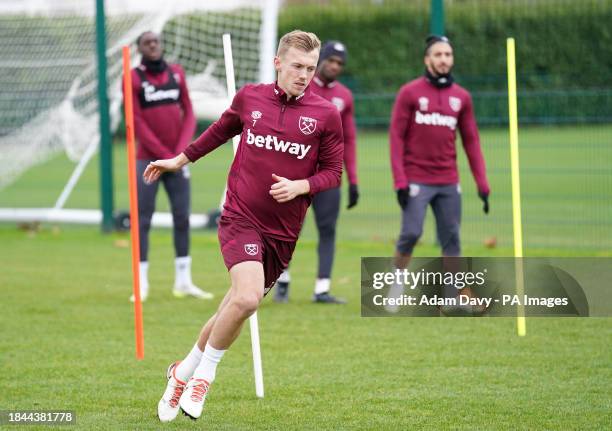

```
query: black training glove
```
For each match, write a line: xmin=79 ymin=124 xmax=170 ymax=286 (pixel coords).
xmin=479 ymin=191 xmax=490 ymax=214
xmin=396 ymin=187 xmax=410 ymax=210
xmin=347 ymin=184 xmax=359 ymax=209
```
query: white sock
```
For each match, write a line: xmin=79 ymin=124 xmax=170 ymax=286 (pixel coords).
xmin=192 ymin=342 xmax=226 ymax=383
xmin=278 ymin=269 xmax=291 ymax=283
xmin=139 ymin=261 xmax=149 ymax=293
xmin=174 ymin=256 xmax=192 ymax=287
xmin=384 ymin=267 xmax=405 ymax=313
xmin=314 ymin=278 xmax=331 ymax=295
xmin=174 ymin=343 xmax=203 ymax=383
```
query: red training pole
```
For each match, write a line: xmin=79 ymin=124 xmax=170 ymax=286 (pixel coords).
xmin=122 ymin=46 xmax=144 ymax=360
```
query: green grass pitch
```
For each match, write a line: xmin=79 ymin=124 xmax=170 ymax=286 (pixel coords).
xmin=2 ymin=125 xmax=611 ymax=251
xmin=1 ymin=125 xmax=611 ymax=429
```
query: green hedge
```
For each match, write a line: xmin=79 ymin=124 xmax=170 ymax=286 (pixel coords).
xmin=279 ymin=0 xmax=612 ymax=125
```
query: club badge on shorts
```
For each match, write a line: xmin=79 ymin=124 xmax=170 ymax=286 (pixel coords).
xmin=298 ymin=116 xmax=317 ymax=135
xmin=244 ymin=243 xmax=259 ymax=256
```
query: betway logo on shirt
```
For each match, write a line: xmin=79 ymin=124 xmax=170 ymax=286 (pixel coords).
xmin=245 ymin=129 xmax=311 ymax=160
xmin=415 ymin=111 xmax=457 ymax=130
xmin=143 ymin=83 xmax=180 ymax=102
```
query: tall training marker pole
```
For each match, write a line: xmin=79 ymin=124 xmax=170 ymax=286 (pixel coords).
xmin=507 ymin=38 xmax=527 ymax=337
xmin=122 ymin=46 xmax=145 ymax=358
xmin=223 ymin=33 xmax=265 ymax=398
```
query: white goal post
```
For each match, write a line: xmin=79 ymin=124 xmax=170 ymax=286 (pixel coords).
xmin=0 ymin=0 xmax=279 ymax=227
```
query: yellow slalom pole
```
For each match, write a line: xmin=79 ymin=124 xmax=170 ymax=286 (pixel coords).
xmin=507 ymin=38 xmax=526 ymax=336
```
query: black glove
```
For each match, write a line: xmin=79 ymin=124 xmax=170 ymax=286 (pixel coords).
xmin=479 ymin=191 xmax=490 ymax=214
xmin=347 ymin=184 xmax=359 ymax=209
xmin=396 ymin=187 xmax=410 ymax=210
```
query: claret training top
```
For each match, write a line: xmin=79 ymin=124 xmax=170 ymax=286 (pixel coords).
xmin=183 ymin=83 xmax=344 ymax=241
xmin=390 ymin=76 xmax=489 ymax=194
xmin=131 ymin=63 xmax=196 ymax=160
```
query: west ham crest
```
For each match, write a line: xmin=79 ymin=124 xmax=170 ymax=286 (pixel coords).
xmin=418 ymin=97 xmax=429 ymax=111
xmin=251 ymin=110 xmax=262 ymax=127
xmin=299 ymin=116 xmax=317 ymax=135
xmin=244 ymin=244 xmax=259 ymax=256
xmin=449 ymin=96 xmax=462 ymax=112
xmin=331 ymin=97 xmax=345 ymax=112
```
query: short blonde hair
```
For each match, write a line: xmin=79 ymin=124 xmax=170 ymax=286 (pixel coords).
xmin=277 ymin=30 xmax=321 ymax=57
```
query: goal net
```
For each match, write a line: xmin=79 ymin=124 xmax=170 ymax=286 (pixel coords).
xmin=0 ymin=0 xmax=278 ymax=226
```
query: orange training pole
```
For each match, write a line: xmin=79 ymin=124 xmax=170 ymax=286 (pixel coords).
xmin=122 ymin=46 xmax=144 ymax=360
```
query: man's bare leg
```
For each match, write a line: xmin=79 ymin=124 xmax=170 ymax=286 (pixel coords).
xmin=158 ymin=286 xmax=236 ymax=422
xmin=207 ymin=261 xmax=264 ymax=349
xmin=178 ymin=261 xmax=265 ymax=419
xmin=195 ymin=289 xmax=233 ymax=350
xmin=175 ymin=258 xmax=265 ymax=376
xmin=172 ymin=289 xmax=233 ymax=382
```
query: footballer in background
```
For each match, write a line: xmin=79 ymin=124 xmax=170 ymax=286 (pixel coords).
xmin=274 ymin=40 xmax=359 ymax=305
xmin=129 ymin=31 xmax=213 ymax=302
xmin=387 ymin=35 xmax=490 ymax=310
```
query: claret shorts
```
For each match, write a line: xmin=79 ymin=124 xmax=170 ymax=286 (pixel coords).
xmin=218 ymin=215 xmax=296 ymax=295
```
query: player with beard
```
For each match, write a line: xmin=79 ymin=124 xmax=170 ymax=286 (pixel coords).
xmin=387 ymin=35 xmax=490 ymax=308
xmin=144 ymin=30 xmax=344 ymax=422
xmin=129 ymin=31 xmax=213 ymax=302
xmin=274 ymin=40 xmax=358 ymax=304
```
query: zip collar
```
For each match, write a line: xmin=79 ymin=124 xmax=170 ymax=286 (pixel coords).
xmin=313 ymin=75 xmax=337 ymax=88
xmin=274 ymin=82 xmax=309 ymax=104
